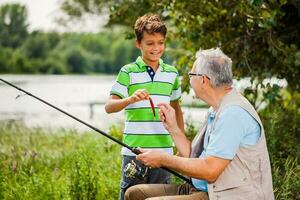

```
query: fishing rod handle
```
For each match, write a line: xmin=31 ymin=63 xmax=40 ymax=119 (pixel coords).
xmin=131 ymin=147 xmax=142 ymax=155
xmin=131 ymin=147 xmax=192 ymax=184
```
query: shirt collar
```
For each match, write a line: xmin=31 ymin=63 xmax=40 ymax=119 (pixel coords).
xmin=208 ymin=107 xmax=216 ymax=119
xmin=135 ymin=56 xmax=165 ymax=71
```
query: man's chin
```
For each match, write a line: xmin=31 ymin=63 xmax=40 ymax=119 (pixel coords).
xmin=196 ymin=95 xmax=204 ymax=101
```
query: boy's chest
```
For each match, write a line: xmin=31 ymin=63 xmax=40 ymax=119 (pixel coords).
xmin=128 ymin=71 xmax=177 ymax=96
xmin=129 ymin=69 xmax=177 ymax=84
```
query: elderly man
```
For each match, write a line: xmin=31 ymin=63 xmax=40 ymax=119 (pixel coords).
xmin=125 ymin=48 xmax=274 ymax=200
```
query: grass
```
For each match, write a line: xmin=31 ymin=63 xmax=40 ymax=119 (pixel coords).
xmin=0 ymin=121 xmax=299 ymax=200
xmin=0 ymin=121 xmax=121 ymax=200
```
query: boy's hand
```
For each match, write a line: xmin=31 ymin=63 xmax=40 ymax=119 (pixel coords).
xmin=128 ymin=89 xmax=150 ymax=104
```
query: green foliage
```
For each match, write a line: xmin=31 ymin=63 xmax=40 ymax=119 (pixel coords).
xmin=0 ymin=3 xmax=28 ymax=48
xmin=108 ymin=124 xmax=123 ymax=141
xmin=0 ymin=122 xmax=121 ymax=199
xmin=0 ymin=3 xmax=142 ymax=75
xmin=65 ymin=47 xmax=92 ymax=73
xmin=0 ymin=29 xmax=140 ymax=74
xmin=61 ymin=0 xmax=300 ymax=91
xmin=39 ymin=56 xmax=68 ymax=74
xmin=272 ymin=157 xmax=300 ymax=200
xmin=260 ymin=90 xmax=300 ymax=163
xmin=243 ymin=80 xmax=282 ymax=110
xmin=9 ymin=50 xmax=35 ymax=73
xmin=0 ymin=47 xmax=13 ymax=73
xmin=184 ymin=117 xmax=199 ymax=141
xmin=261 ymin=90 xmax=300 ymax=200
xmin=20 ymin=32 xmax=59 ymax=59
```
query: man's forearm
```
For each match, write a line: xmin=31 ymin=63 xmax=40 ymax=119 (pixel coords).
xmin=176 ymin=107 xmax=184 ymax=133
xmin=170 ymin=101 xmax=190 ymax=157
xmin=162 ymin=154 xmax=213 ymax=181
xmin=169 ymin=127 xmax=191 ymax=157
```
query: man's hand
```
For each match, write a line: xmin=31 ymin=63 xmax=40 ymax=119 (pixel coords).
xmin=129 ymin=89 xmax=150 ymax=104
xmin=158 ymin=103 xmax=179 ymax=133
xmin=136 ymin=149 xmax=168 ymax=168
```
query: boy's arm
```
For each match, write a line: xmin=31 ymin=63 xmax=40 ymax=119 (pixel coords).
xmin=105 ymin=89 xmax=150 ymax=113
xmin=105 ymin=95 xmax=132 ymax=113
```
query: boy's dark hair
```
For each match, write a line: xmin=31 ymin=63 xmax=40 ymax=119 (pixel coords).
xmin=134 ymin=14 xmax=167 ymax=42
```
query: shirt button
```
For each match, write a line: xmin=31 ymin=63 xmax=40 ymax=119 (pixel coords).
xmin=150 ymin=72 xmax=154 ymax=75
xmin=148 ymin=67 xmax=151 ymax=70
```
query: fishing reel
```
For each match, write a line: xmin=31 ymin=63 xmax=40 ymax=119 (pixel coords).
xmin=124 ymin=160 xmax=149 ymax=180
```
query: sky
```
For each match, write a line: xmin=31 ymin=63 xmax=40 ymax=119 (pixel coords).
xmin=0 ymin=0 xmax=108 ymax=32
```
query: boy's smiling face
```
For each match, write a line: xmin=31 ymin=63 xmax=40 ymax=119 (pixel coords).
xmin=135 ymin=32 xmax=165 ymax=67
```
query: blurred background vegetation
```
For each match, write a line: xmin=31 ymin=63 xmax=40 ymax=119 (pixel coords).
xmin=0 ymin=3 xmax=139 ymax=74
xmin=0 ymin=0 xmax=299 ymax=199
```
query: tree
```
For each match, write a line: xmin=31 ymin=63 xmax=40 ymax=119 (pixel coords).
xmin=0 ymin=47 xmax=13 ymax=73
xmin=20 ymin=31 xmax=61 ymax=59
xmin=0 ymin=3 xmax=29 ymax=48
xmin=65 ymin=47 xmax=92 ymax=73
xmin=61 ymin=0 xmax=300 ymax=91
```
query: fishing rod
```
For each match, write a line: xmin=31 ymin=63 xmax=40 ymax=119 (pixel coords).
xmin=0 ymin=78 xmax=192 ymax=185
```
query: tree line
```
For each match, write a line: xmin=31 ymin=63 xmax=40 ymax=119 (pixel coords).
xmin=0 ymin=3 xmax=145 ymax=74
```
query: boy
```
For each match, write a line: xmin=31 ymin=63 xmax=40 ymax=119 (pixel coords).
xmin=105 ymin=14 xmax=184 ymax=200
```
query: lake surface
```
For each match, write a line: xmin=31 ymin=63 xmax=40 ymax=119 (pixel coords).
xmin=0 ymin=75 xmax=208 ymax=132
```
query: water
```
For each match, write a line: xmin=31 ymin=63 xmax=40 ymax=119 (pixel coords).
xmin=0 ymin=75 xmax=208 ymax=132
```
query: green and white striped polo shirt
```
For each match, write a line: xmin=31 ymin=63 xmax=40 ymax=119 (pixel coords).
xmin=110 ymin=56 xmax=181 ymax=156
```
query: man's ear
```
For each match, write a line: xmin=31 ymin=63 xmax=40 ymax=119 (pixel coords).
xmin=135 ymin=39 xmax=141 ymax=49
xmin=201 ymin=76 xmax=206 ymax=84
xmin=203 ymin=76 xmax=210 ymax=85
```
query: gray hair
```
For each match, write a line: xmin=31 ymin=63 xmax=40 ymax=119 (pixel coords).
xmin=194 ymin=48 xmax=233 ymax=87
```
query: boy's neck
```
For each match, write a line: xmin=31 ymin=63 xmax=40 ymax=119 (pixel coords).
xmin=142 ymin=57 xmax=159 ymax=71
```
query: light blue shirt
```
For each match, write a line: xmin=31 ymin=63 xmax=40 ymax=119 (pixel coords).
xmin=192 ymin=106 xmax=261 ymax=192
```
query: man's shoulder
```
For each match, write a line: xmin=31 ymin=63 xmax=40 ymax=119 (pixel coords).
xmin=219 ymin=105 xmax=258 ymax=127
xmin=221 ymin=105 xmax=249 ymax=118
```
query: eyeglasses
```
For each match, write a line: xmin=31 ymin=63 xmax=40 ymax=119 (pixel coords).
xmin=188 ymin=72 xmax=210 ymax=80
